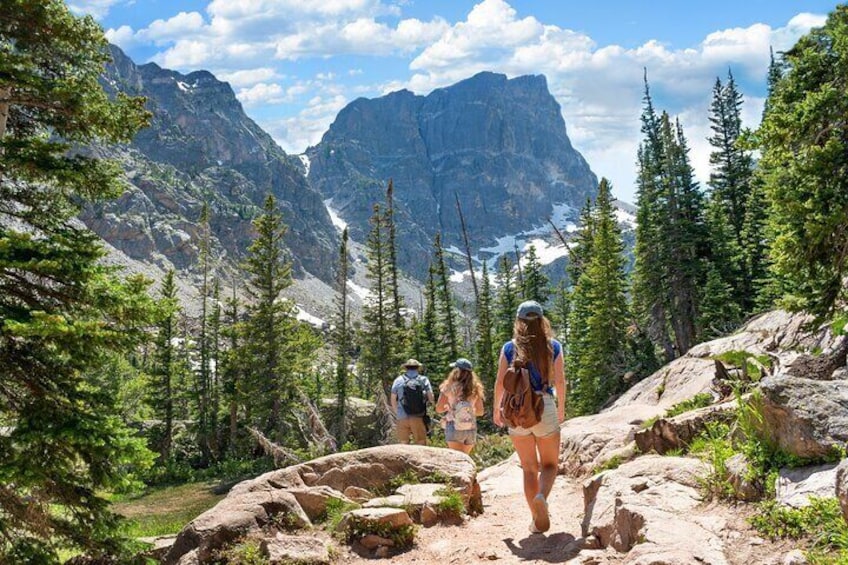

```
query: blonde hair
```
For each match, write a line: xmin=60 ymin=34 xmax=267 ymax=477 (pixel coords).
xmin=440 ymin=368 xmax=485 ymax=401
xmin=512 ymin=315 xmax=554 ymax=385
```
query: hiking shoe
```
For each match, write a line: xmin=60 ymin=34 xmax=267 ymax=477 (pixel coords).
xmin=532 ymin=493 xmax=550 ymax=533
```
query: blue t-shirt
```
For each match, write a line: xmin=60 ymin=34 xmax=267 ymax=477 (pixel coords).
xmin=391 ymin=370 xmax=433 ymax=419
xmin=502 ymin=339 xmax=562 ymax=395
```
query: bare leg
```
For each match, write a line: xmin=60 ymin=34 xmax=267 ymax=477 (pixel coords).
xmin=536 ymin=430 xmax=561 ymax=499
xmin=447 ymin=441 xmax=473 ymax=454
xmin=510 ymin=434 xmax=541 ymax=512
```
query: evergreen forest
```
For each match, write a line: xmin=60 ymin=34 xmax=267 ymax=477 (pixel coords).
xmin=2 ymin=1 xmax=848 ymax=562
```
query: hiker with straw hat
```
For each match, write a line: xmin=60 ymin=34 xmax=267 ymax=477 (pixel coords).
xmin=390 ymin=359 xmax=435 ymax=445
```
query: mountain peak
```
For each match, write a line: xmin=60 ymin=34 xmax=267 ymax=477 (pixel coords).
xmin=307 ymin=72 xmax=597 ymax=279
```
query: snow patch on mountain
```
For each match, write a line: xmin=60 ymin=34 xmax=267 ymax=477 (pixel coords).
xmin=323 ymin=199 xmax=347 ymax=231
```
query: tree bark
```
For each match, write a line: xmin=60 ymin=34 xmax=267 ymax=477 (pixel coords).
xmin=0 ymin=86 xmax=11 ymax=141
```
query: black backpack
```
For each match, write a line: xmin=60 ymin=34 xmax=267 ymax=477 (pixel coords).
xmin=400 ymin=375 xmax=427 ymax=416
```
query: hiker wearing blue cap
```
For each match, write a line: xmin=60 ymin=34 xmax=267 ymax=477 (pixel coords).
xmin=493 ymin=300 xmax=566 ymax=534
xmin=435 ymin=358 xmax=485 ymax=454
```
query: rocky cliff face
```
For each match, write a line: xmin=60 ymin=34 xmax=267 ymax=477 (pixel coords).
xmin=306 ymin=72 xmax=597 ymax=278
xmin=84 ymin=46 xmax=337 ymax=283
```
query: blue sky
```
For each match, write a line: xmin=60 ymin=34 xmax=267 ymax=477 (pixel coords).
xmin=70 ymin=0 xmax=837 ymax=203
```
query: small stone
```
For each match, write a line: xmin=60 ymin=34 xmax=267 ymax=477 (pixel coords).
xmin=421 ymin=504 xmax=439 ymax=527
xmin=783 ymin=549 xmax=808 ymax=565
xmin=749 ymin=536 xmax=765 ymax=546
xmin=360 ymin=534 xmax=394 ymax=550
xmin=344 ymin=485 xmax=373 ymax=502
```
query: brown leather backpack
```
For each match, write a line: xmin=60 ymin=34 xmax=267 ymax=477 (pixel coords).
xmin=499 ymin=359 xmax=544 ymax=428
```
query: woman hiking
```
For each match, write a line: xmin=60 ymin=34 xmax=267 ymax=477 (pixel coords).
xmin=493 ymin=300 xmax=566 ymax=534
xmin=435 ymin=358 xmax=485 ymax=454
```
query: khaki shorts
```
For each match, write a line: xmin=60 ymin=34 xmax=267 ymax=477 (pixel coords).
xmin=508 ymin=395 xmax=559 ymax=437
xmin=397 ymin=416 xmax=427 ymax=445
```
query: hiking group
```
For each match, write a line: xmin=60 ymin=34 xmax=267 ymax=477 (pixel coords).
xmin=390 ymin=299 xmax=567 ymax=534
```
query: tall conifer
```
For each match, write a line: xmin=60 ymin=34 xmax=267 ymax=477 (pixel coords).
xmin=0 ymin=2 xmax=156 ymax=559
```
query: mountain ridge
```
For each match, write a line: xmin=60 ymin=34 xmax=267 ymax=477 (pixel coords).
xmin=306 ymin=70 xmax=598 ymax=279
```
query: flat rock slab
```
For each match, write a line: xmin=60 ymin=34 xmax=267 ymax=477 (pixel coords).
xmin=759 ymin=375 xmax=848 ymax=459
xmin=347 ymin=507 xmax=414 ymax=528
xmin=263 ymin=533 xmax=332 ymax=565
xmin=582 ymin=455 xmax=728 ymax=564
xmin=775 ymin=463 xmax=839 ymax=508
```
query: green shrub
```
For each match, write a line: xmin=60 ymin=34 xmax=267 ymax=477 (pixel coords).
xmin=665 ymin=393 xmax=714 ymax=418
xmin=346 ymin=517 xmax=416 ymax=549
xmin=713 ymin=350 xmax=772 ymax=383
xmin=688 ymin=421 xmax=735 ymax=499
xmin=592 ymin=455 xmax=624 ymax=474
xmin=471 ymin=432 xmax=514 ymax=469
xmin=319 ymin=497 xmax=360 ymax=531
xmin=218 ymin=537 xmax=268 ymax=565
xmin=434 ymin=487 xmax=466 ymax=518
xmin=752 ymin=497 xmax=848 ymax=562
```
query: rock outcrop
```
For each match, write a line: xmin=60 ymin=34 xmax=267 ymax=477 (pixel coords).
xmin=306 ymin=71 xmax=597 ymax=279
xmin=163 ymin=445 xmax=479 ymax=564
xmin=86 ymin=45 xmax=338 ymax=283
xmin=758 ymin=336 xmax=848 ymax=459
xmin=582 ymin=455 xmax=727 ymax=564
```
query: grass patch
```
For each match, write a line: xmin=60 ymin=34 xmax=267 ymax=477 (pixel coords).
xmin=713 ymin=350 xmax=772 ymax=383
xmin=345 ymin=517 xmax=416 ymax=549
xmin=751 ymin=497 xmax=848 ymax=563
xmin=640 ymin=393 xmax=714 ymax=429
xmin=319 ymin=497 xmax=360 ymax=531
xmin=434 ymin=486 xmax=466 ymax=518
xmin=592 ymin=455 xmax=624 ymax=474
xmin=688 ymin=421 xmax=736 ymax=499
xmin=217 ymin=537 xmax=268 ymax=565
xmin=665 ymin=393 xmax=714 ymax=418
xmin=471 ymin=432 xmax=515 ymax=469
xmin=112 ymin=481 xmax=226 ymax=538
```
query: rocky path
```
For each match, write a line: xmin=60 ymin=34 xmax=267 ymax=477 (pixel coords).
xmin=338 ymin=457 xmax=595 ymax=564
xmin=337 ymin=454 xmax=798 ymax=565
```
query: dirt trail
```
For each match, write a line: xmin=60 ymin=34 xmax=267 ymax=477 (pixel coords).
xmin=337 ymin=455 xmax=796 ymax=564
xmin=340 ymin=457 xmax=594 ymax=564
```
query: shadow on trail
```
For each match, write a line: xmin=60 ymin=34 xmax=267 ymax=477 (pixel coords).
xmin=503 ymin=532 xmax=583 ymax=563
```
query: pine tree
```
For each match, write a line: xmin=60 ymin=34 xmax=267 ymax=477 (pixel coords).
xmin=494 ymin=256 xmax=519 ymax=347
xmin=551 ymin=280 xmax=571 ymax=341
xmin=632 ymin=78 xmax=675 ymax=361
xmin=567 ymin=179 xmax=629 ymax=414
xmin=151 ymin=270 xmax=181 ymax=461
xmin=474 ymin=261 xmax=497 ymax=402
xmin=568 ymin=197 xmax=595 ymax=285
xmin=332 ymin=228 xmax=352 ymax=445
xmin=385 ymin=180 xmax=404 ymax=331
xmin=195 ymin=203 xmax=213 ymax=463
xmin=754 ymin=7 xmax=848 ymax=318
xmin=359 ymin=204 xmax=400 ymax=395
xmin=706 ymin=71 xmax=756 ymax=314
xmin=221 ymin=279 xmax=242 ymax=454
xmin=0 ymin=2 xmax=155 ymax=560
xmin=208 ymin=278 xmax=222 ymax=459
xmin=432 ymin=233 xmax=459 ymax=363
xmin=633 ymin=76 xmax=708 ymax=360
xmin=662 ymin=115 xmax=705 ymax=355
xmin=409 ymin=265 xmax=443 ymax=383
xmin=522 ymin=244 xmax=550 ymax=304
xmin=240 ymin=195 xmax=297 ymax=440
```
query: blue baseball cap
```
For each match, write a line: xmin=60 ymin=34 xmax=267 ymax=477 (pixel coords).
xmin=516 ymin=300 xmax=544 ymax=320
xmin=450 ymin=358 xmax=473 ymax=370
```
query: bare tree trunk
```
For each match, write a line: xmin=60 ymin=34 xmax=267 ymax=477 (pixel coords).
xmin=455 ymin=193 xmax=479 ymax=305
xmin=298 ymin=389 xmax=337 ymax=453
xmin=0 ymin=87 xmax=11 ymax=142
xmin=247 ymin=427 xmax=302 ymax=468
